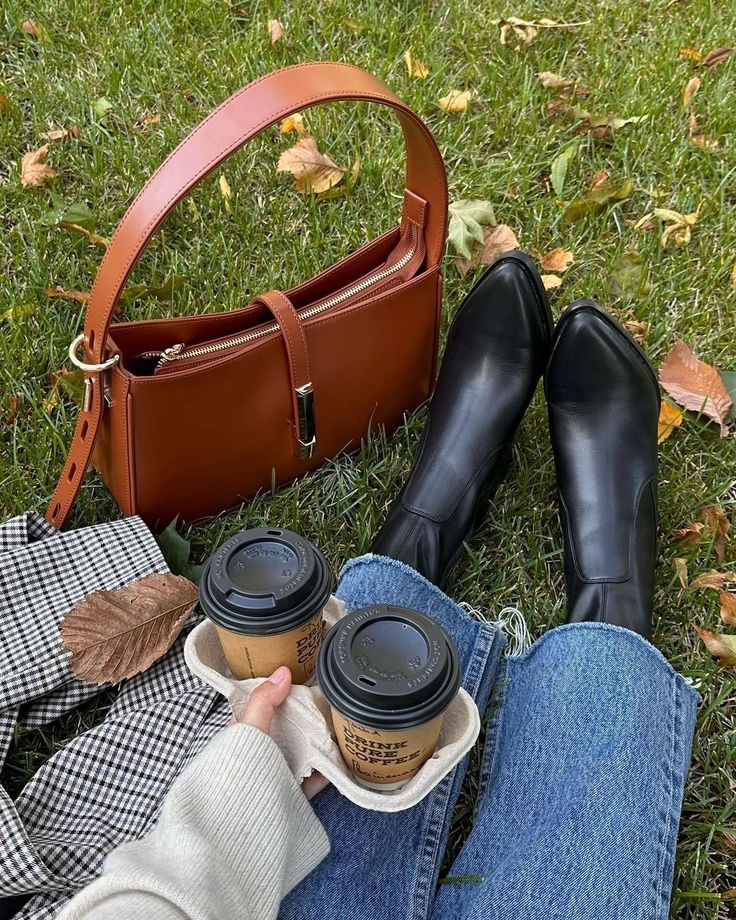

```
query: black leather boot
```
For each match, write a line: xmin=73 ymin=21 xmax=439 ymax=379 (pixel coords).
xmin=372 ymin=251 xmax=553 ymax=587
xmin=546 ymin=300 xmax=660 ymax=639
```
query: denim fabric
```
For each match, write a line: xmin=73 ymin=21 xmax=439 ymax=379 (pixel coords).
xmin=281 ymin=555 xmax=699 ymax=920
xmin=279 ymin=554 xmax=505 ymax=920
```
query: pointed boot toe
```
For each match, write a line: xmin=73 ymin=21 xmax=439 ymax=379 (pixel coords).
xmin=546 ymin=300 xmax=660 ymax=638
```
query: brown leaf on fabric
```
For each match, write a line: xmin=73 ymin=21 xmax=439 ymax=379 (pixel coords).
xmin=45 ymin=286 xmax=90 ymax=304
xmin=658 ymin=340 xmax=732 ymax=435
xmin=673 ymin=557 xmax=689 ymax=589
xmin=404 ymin=49 xmax=429 ymax=79
xmin=720 ymin=591 xmax=736 ymax=626
xmin=700 ymin=47 xmax=732 ymax=68
xmin=453 ymin=224 xmax=519 ymax=276
xmin=690 ymin=569 xmax=736 ymax=590
xmin=695 ymin=627 xmax=736 ymax=666
xmin=280 ymin=113 xmax=306 ymax=135
xmin=20 ymin=144 xmax=58 ymax=187
xmin=438 ymin=90 xmax=472 ymax=113
xmin=682 ymin=76 xmax=701 ymax=106
xmin=673 ymin=521 xmax=705 ymax=549
xmin=267 ymin=18 xmax=284 ymax=45
xmin=540 ymin=247 xmax=574 ymax=273
xmin=43 ymin=125 xmax=80 ymax=141
xmin=277 ymin=136 xmax=345 ymax=194
xmin=60 ymin=573 xmax=198 ymax=685
xmin=658 ymin=401 xmax=684 ymax=443
xmin=701 ymin=504 xmax=730 ymax=563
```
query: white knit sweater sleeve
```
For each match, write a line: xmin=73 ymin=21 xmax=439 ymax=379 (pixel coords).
xmin=57 ymin=724 xmax=330 ymax=920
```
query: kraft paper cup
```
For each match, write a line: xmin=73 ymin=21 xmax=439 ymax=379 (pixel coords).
xmin=317 ymin=604 xmax=461 ymax=791
xmin=199 ymin=527 xmax=332 ymax=684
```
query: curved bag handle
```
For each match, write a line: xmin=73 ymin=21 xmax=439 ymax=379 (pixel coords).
xmin=47 ymin=62 xmax=447 ymax=528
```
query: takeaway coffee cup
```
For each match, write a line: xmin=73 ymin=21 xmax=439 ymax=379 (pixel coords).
xmin=199 ymin=527 xmax=332 ymax=684
xmin=317 ymin=604 xmax=461 ymax=791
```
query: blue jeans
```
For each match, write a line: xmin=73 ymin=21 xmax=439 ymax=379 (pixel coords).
xmin=279 ymin=555 xmax=699 ymax=920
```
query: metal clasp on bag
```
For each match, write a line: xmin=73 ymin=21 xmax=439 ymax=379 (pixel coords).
xmin=68 ymin=333 xmax=119 ymax=411
xmin=296 ymin=383 xmax=317 ymax=459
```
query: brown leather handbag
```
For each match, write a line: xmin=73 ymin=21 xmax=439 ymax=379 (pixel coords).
xmin=46 ymin=62 xmax=448 ymax=529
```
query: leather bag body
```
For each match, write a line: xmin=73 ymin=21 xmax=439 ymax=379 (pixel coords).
xmin=46 ymin=63 xmax=448 ymax=529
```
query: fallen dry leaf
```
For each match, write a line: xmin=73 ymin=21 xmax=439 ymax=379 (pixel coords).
xmin=732 ymin=262 xmax=736 ymax=291
xmin=60 ymin=573 xmax=198 ymax=685
xmin=137 ymin=112 xmax=160 ymax=128
xmin=59 ymin=221 xmax=109 ymax=248
xmin=43 ymin=368 xmax=84 ymax=413
xmin=690 ymin=569 xmax=736 ymax=590
xmin=20 ymin=144 xmax=58 ymax=188
xmin=45 ymin=286 xmax=90 ymax=304
xmin=690 ymin=132 xmax=719 ymax=148
xmin=3 ymin=394 xmax=22 ymax=426
xmin=21 ymin=19 xmax=46 ymax=38
xmin=658 ymin=401 xmax=684 ymax=443
xmin=673 ymin=521 xmax=705 ymax=549
xmin=404 ymin=49 xmax=429 ymax=79
xmin=696 ymin=627 xmax=736 ymax=665
xmin=541 ymin=274 xmax=563 ymax=290
xmin=701 ymin=505 xmax=730 ymax=563
xmin=490 ymin=16 xmax=587 ymax=47
xmin=683 ymin=76 xmax=701 ymax=106
xmin=438 ymin=90 xmax=472 ymax=113
xmin=720 ymin=591 xmax=736 ymax=626
xmin=653 ymin=207 xmax=700 ymax=247
xmin=673 ymin=557 xmax=689 ymax=589
xmin=540 ymin=247 xmax=574 ymax=273
xmin=280 ymin=113 xmax=306 ymax=135
xmin=453 ymin=224 xmax=519 ymax=276
xmin=43 ymin=125 xmax=80 ymax=141
xmin=590 ymin=168 xmax=609 ymax=190
xmin=537 ymin=71 xmax=574 ymax=88
xmin=679 ymin=46 xmax=702 ymax=62
xmin=267 ymin=18 xmax=284 ymax=45
xmin=563 ymin=178 xmax=633 ymax=222
xmin=700 ymin=47 xmax=732 ymax=68
xmin=547 ymin=98 xmax=567 ymax=117
xmin=277 ymin=135 xmax=346 ymax=194
xmin=659 ymin=340 xmax=732 ymax=436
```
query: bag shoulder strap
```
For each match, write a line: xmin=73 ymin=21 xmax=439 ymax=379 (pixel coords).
xmin=46 ymin=62 xmax=447 ymax=528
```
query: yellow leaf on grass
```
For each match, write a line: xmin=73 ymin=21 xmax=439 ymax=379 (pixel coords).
xmin=540 ymin=247 xmax=574 ymax=273
xmin=541 ymin=274 xmax=563 ymax=290
xmin=267 ymin=19 xmax=284 ymax=45
xmin=20 ymin=144 xmax=58 ymax=187
xmin=673 ymin=558 xmax=689 ymax=589
xmin=219 ymin=174 xmax=233 ymax=213
xmin=696 ymin=627 xmax=736 ymax=666
xmin=404 ymin=49 xmax=429 ymax=79
xmin=43 ymin=125 xmax=80 ymax=141
xmin=652 ymin=207 xmax=699 ymax=247
xmin=658 ymin=401 xmax=684 ymax=443
xmin=682 ymin=76 xmax=701 ymax=106
xmin=280 ymin=113 xmax=306 ymax=135
xmin=277 ymin=136 xmax=346 ymax=194
xmin=678 ymin=46 xmax=702 ymax=62
xmin=438 ymin=90 xmax=472 ymax=113
xmin=491 ymin=17 xmax=587 ymax=47
xmin=537 ymin=71 xmax=574 ymax=89
xmin=732 ymin=262 xmax=736 ymax=291
xmin=658 ymin=340 xmax=732 ymax=436
xmin=45 ymin=286 xmax=90 ymax=304
xmin=701 ymin=505 xmax=730 ymax=564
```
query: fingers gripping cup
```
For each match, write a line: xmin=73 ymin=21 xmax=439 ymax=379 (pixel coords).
xmin=199 ymin=527 xmax=332 ymax=684
xmin=318 ymin=605 xmax=461 ymax=791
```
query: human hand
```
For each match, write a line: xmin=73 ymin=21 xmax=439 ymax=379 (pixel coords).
xmin=232 ymin=666 xmax=328 ymax=800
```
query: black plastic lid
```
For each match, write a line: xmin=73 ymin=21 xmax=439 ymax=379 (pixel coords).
xmin=317 ymin=605 xmax=461 ymax=730
xmin=199 ymin=527 xmax=332 ymax=636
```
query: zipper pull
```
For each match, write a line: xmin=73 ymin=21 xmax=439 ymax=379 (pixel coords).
xmin=156 ymin=343 xmax=185 ymax=368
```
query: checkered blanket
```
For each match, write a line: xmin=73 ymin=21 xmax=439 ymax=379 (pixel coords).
xmin=0 ymin=513 xmax=228 ymax=918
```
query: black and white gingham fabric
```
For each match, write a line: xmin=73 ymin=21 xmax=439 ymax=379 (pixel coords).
xmin=0 ymin=513 xmax=228 ymax=919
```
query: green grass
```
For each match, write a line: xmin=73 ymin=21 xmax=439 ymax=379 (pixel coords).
xmin=1 ymin=0 xmax=735 ymax=915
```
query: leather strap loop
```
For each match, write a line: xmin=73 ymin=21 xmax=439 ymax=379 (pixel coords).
xmin=46 ymin=62 xmax=447 ymax=527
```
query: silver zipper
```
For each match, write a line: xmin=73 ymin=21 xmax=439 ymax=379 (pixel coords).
xmin=150 ymin=226 xmax=418 ymax=369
